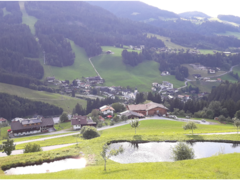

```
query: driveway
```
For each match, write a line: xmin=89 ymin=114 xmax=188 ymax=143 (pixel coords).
xmin=0 ymin=143 xmax=77 ymax=157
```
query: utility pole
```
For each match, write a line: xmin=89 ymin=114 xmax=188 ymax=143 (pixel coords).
xmin=43 ymin=51 xmax=46 ymax=65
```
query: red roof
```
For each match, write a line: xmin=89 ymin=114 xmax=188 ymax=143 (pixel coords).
xmin=107 ymin=115 xmax=112 ymax=118
xmin=7 ymin=129 xmax=11 ymax=132
xmin=0 ymin=118 xmax=7 ymax=122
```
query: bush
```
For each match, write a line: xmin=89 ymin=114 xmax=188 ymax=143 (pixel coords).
xmin=171 ymin=142 xmax=195 ymax=161
xmin=218 ymin=115 xmax=226 ymax=122
xmin=80 ymin=126 xmax=100 ymax=139
xmin=110 ymin=121 xmax=115 ymax=126
xmin=104 ymin=122 xmax=108 ymax=126
xmin=24 ymin=143 xmax=42 ymax=153
xmin=97 ymin=122 xmax=103 ymax=128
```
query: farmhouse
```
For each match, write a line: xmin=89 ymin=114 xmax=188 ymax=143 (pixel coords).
xmin=162 ymin=81 xmax=173 ymax=89
xmin=161 ymin=71 xmax=170 ymax=76
xmin=100 ymin=105 xmax=115 ymax=115
xmin=71 ymin=115 xmax=96 ymax=130
xmin=127 ymin=102 xmax=168 ymax=116
xmin=0 ymin=117 xmax=7 ymax=124
xmin=119 ymin=110 xmax=145 ymax=119
xmin=209 ymin=69 xmax=216 ymax=74
xmin=10 ymin=117 xmax=54 ymax=137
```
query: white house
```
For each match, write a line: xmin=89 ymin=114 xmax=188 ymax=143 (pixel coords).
xmin=100 ymin=105 xmax=115 ymax=115
xmin=162 ymin=81 xmax=173 ymax=89
xmin=209 ymin=69 xmax=216 ymax=74
xmin=0 ymin=118 xmax=7 ymax=124
xmin=161 ymin=71 xmax=170 ymax=76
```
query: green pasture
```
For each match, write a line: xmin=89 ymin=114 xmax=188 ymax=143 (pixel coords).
xmin=198 ymin=49 xmax=219 ymax=54
xmin=189 ymin=81 xmax=220 ymax=93
xmin=219 ymin=74 xmax=238 ymax=83
xmin=0 ymin=82 xmax=87 ymax=113
xmin=19 ymin=1 xmax=38 ymax=35
xmin=217 ymin=31 xmax=240 ymax=39
xmin=1 ymin=120 xmax=240 ymax=178
xmin=2 ymin=7 xmax=11 ymax=16
xmin=42 ymin=40 xmax=96 ymax=81
xmin=91 ymin=52 xmax=184 ymax=92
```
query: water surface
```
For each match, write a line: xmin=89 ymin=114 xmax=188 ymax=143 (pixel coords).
xmin=109 ymin=142 xmax=240 ymax=164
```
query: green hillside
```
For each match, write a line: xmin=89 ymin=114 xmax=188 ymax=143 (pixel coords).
xmin=0 ymin=83 xmax=86 ymax=113
xmin=42 ymin=39 xmax=96 ymax=81
xmin=92 ymin=46 xmax=184 ymax=92
xmin=217 ymin=31 xmax=240 ymax=39
xmin=19 ymin=1 xmax=38 ymax=35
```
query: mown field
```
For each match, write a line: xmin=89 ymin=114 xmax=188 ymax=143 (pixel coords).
xmin=189 ymin=81 xmax=221 ymax=93
xmin=19 ymin=1 xmax=38 ymax=35
xmin=1 ymin=120 xmax=240 ymax=179
xmin=42 ymin=40 xmax=96 ymax=81
xmin=92 ymin=46 xmax=184 ymax=92
xmin=0 ymin=82 xmax=87 ymax=113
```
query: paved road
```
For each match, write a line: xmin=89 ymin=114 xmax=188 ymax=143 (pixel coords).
xmin=88 ymin=57 xmax=102 ymax=79
xmin=0 ymin=143 xmax=77 ymax=157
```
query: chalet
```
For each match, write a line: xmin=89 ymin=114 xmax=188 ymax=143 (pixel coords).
xmin=0 ymin=118 xmax=7 ymax=124
xmin=127 ymin=102 xmax=168 ymax=116
xmin=100 ymin=105 xmax=115 ymax=115
xmin=209 ymin=69 xmax=216 ymax=74
xmin=152 ymin=82 xmax=160 ymax=87
xmin=119 ymin=110 xmax=145 ymax=119
xmin=11 ymin=117 xmax=54 ymax=137
xmin=46 ymin=77 xmax=55 ymax=82
xmin=71 ymin=115 xmax=96 ymax=130
xmin=152 ymin=87 xmax=156 ymax=91
xmin=161 ymin=71 xmax=170 ymax=76
xmin=162 ymin=81 xmax=173 ymax=89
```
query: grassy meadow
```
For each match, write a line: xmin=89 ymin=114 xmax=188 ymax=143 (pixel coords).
xmin=190 ymin=81 xmax=221 ymax=93
xmin=42 ymin=40 xmax=96 ymax=81
xmin=0 ymin=82 xmax=87 ymax=113
xmin=2 ymin=7 xmax=11 ymax=16
xmin=92 ymin=46 xmax=184 ymax=92
xmin=217 ymin=31 xmax=240 ymax=39
xmin=19 ymin=1 xmax=38 ymax=35
xmin=0 ymin=120 xmax=240 ymax=179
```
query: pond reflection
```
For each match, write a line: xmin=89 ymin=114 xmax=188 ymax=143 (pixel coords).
xmin=109 ymin=142 xmax=240 ymax=164
xmin=5 ymin=158 xmax=86 ymax=175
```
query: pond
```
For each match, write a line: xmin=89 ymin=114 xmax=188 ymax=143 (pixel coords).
xmin=5 ymin=158 xmax=86 ymax=175
xmin=109 ymin=142 xmax=240 ymax=164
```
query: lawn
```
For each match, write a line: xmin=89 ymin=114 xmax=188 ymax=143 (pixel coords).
xmin=2 ymin=7 xmax=11 ymax=16
xmin=91 ymin=51 xmax=184 ymax=92
xmin=42 ymin=40 xmax=96 ymax=81
xmin=0 ymin=126 xmax=10 ymax=141
xmin=0 ymin=82 xmax=87 ymax=113
xmin=1 ymin=119 xmax=240 ymax=179
xmin=233 ymin=64 xmax=240 ymax=74
xmin=147 ymin=33 xmax=192 ymax=50
xmin=217 ymin=31 xmax=240 ymax=39
xmin=198 ymin=49 xmax=220 ymax=54
xmin=219 ymin=73 xmax=238 ymax=83
xmin=189 ymin=81 xmax=220 ymax=93
xmin=19 ymin=1 xmax=38 ymax=35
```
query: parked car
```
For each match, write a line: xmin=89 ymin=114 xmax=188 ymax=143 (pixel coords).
xmin=169 ymin=115 xmax=178 ymax=119
xmin=201 ymin=119 xmax=206 ymax=122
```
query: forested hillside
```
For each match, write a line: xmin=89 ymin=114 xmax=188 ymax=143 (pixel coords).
xmin=218 ymin=15 xmax=240 ymax=24
xmin=88 ymin=1 xmax=179 ymax=21
xmin=0 ymin=93 xmax=63 ymax=120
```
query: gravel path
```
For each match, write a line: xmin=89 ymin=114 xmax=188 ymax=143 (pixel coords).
xmin=0 ymin=143 xmax=77 ymax=157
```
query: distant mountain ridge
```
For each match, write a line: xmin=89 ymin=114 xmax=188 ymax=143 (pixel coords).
xmin=218 ymin=15 xmax=240 ymax=24
xmin=179 ymin=11 xmax=211 ymax=18
xmin=88 ymin=1 xmax=179 ymax=21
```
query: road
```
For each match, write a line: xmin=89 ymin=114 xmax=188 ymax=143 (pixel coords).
xmin=0 ymin=143 xmax=77 ymax=157
xmin=88 ymin=57 xmax=102 ymax=79
xmin=177 ymin=64 xmax=239 ymax=90
xmin=12 ymin=117 xmax=217 ymax=146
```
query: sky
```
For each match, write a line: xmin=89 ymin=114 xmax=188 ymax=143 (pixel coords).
xmin=140 ymin=0 xmax=240 ymax=17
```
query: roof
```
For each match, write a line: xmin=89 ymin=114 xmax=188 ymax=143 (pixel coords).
xmin=100 ymin=106 xmax=115 ymax=112
xmin=71 ymin=115 xmax=96 ymax=126
xmin=120 ymin=110 xmax=144 ymax=117
xmin=127 ymin=102 xmax=168 ymax=111
xmin=11 ymin=118 xmax=54 ymax=131
xmin=0 ymin=118 xmax=7 ymax=122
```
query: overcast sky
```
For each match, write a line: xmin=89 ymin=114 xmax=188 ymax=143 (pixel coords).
xmin=140 ymin=0 xmax=239 ymax=17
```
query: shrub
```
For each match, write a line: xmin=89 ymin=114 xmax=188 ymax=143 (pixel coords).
xmin=110 ymin=121 xmax=115 ymax=126
xmin=24 ymin=143 xmax=42 ymax=153
xmin=80 ymin=126 xmax=100 ymax=139
xmin=171 ymin=142 xmax=195 ymax=161
xmin=97 ymin=122 xmax=103 ymax=128
xmin=104 ymin=122 xmax=108 ymax=126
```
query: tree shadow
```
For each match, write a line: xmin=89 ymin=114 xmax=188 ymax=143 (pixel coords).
xmin=103 ymin=169 xmax=128 ymax=174
xmin=133 ymin=135 xmax=142 ymax=140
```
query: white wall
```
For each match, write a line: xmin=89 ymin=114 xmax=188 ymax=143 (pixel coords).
xmin=102 ymin=110 xmax=113 ymax=115
xmin=73 ymin=124 xmax=81 ymax=130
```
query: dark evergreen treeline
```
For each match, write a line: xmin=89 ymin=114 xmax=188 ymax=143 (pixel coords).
xmin=121 ymin=49 xmax=152 ymax=66
xmin=25 ymin=1 xmax=165 ymax=59
xmin=154 ymin=52 xmax=240 ymax=77
xmin=149 ymin=19 xmax=239 ymax=36
xmin=0 ymin=93 xmax=63 ymax=120
xmin=218 ymin=15 xmax=240 ymax=24
xmin=0 ymin=50 xmax=43 ymax=79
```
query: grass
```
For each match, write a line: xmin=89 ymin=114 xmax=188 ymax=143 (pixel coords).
xmin=233 ymin=64 xmax=240 ymax=74
xmin=42 ymin=40 xmax=96 ymax=81
xmin=19 ymin=2 xmax=38 ymax=35
xmin=0 ymin=126 xmax=10 ymax=141
xmin=54 ymin=122 xmax=72 ymax=131
xmin=91 ymin=49 xmax=184 ymax=92
xmin=0 ymin=82 xmax=87 ymax=113
xmin=2 ymin=7 xmax=11 ymax=16
xmin=189 ymin=81 xmax=220 ymax=93
xmin=1 ymin=120 xmax=240 ymax=178
xmin=147 ymin=33 xmax=191 ymax=50
xmin=217 ymin=31 xmax=240 ymax=39
xmin=219 ymin=73 xmax=238 ymax=83
xmin=0 ymin=120 xmax=240 ymax=180
xmin=198 ymin=49 xmax=220 ymax=54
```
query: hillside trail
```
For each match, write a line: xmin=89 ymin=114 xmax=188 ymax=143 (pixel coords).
xmin=177 ymin=64 xmax=239 ymax=90
xmin=88 ymin=57 xmax=102 ymax=79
